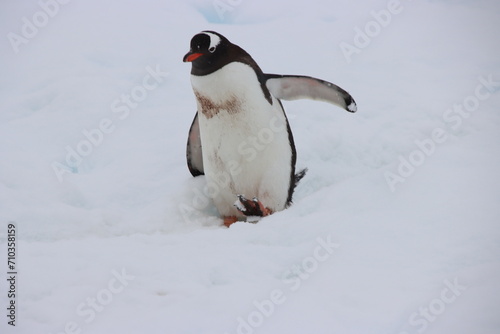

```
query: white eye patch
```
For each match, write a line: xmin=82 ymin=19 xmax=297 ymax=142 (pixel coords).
xmin=202 ymin=31 xmax=221 ymax=53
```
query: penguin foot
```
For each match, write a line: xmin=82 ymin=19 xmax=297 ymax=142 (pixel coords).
xmin=234 ymin=195 xmax=272 ymax=221
xmin=223 ymin=216 xmax=238 ymax=227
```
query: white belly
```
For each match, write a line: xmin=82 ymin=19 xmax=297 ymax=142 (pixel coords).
xmin=190 ymin=62 xmax=292 ymax=218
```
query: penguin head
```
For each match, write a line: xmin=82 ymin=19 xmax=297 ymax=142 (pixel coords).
xmin=183 ymin=31 xmax=240 ymax=75
xmin=184 ymin=31 xmax=267 ymax=81
xmin=183 ymin=32 xmax=228 ymax=65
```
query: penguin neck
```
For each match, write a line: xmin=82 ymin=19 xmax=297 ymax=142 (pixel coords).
xmin=191 ymin=61 xmax=273 ymax=107
xmin=190 ymin=46 xmax=272 ymax=104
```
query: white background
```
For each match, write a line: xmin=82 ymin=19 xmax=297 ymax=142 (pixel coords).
xmin=0 ymin=0 xmax=499 ymax=333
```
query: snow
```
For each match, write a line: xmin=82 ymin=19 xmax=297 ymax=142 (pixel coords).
xmin=1 ymin=0 xmax=500 ymax=333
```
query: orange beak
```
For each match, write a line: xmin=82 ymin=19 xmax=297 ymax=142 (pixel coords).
xmin=183 ymin=52 xmax=203 ymax=62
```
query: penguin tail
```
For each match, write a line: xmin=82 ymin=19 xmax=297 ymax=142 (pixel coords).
xmin=287 ymin=168 xmax=307 ymax=206
xmin=294 ymin=168 xmax=307 ymax=186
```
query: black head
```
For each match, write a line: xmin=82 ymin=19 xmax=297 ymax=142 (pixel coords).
xmin=183 ymin=31 xmax=259 ymax=76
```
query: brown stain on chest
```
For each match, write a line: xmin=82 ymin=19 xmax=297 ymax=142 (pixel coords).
xmin=194 ymin=91 xmax=242 ymax=119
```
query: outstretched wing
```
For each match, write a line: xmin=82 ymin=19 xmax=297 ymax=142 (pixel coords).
xmin=264 ymin=74 xmax=357 ymax=113
xmin=186 ymin=112 xmax=204 ymax=176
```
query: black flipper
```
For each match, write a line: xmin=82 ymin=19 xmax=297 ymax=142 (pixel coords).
xmin=264 ymin=74 xmax=357 ymax=113
xmin=186 ymin=112 xmax=204 ymax=176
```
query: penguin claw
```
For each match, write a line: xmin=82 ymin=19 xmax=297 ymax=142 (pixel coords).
xmin=234 ymin=195 xmax=272 ymax=218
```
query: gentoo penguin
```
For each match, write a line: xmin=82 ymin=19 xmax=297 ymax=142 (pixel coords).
xmin=183 ymin=31 xmax=356 ymax=226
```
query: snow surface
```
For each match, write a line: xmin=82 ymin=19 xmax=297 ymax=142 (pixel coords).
xmin=1 ymin=0 xmax=500 ymax=333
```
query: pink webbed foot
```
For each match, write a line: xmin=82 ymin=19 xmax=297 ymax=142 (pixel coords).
xmin=233 ymin=195 xmax=272 ymax=222
xmin=223 ymin=216 xmax=238 ymax=227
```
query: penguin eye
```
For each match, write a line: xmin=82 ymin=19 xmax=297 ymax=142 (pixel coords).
xmin=209 ymin=46 xmax=216 ymax=53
